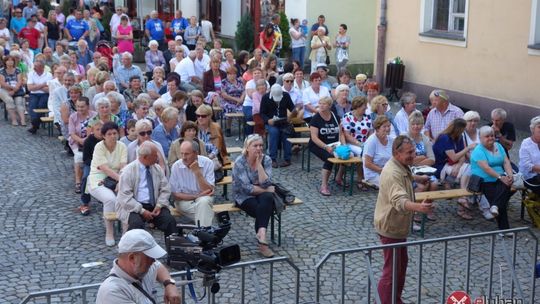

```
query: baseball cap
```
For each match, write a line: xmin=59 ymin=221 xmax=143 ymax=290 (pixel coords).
xmin=316 ymin=63 xmax=328 ymax=71
xmin=118 ymin=229 xmax=167 ymax=259
xmin=355 ymin=73 xmax=367 ymax=81
xmin=431 ymin=89 xmax=449 ymax=101
xmin=270 ymin=84 xmax=283 ymax=101
xmin=175 ymin=35 xmax=183 ymax=42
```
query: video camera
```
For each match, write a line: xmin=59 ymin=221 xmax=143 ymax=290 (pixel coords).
xmin=166 ymin=211 xmax=241 ymax=274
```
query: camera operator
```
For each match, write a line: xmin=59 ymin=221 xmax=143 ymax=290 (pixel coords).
xmin=96 ymin=229 xmax=180 ymax=304
xmin=116 ymin=141 xmax=178 ymax=237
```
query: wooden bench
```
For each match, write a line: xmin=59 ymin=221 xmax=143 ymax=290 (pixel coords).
xmin=226 ymin=146 xmax=243 ymax=154
xmin=293 ymin=126 xmax=309 ymax=133
xmin=287 ymin=137 xmax=311 ymax=171
xmin=40 ymin=116 xmax=54 ymax=137
xmin=224 ymin=112 xmax=245 ymax=140
xmin=217 ymin=175 xmax=233 ymax=199
xmin=328 ymin=157 xmax=362 ymax=196
xmin=105 ymin=198 xmax=303 ymax=246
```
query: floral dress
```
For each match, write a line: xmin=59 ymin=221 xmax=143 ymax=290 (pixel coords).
xmin=221 ymin=77 xmax=244 ymax=113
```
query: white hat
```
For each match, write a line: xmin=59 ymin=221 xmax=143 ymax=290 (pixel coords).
xmin=270 ymin=84 xmax=283 ymax=102
xmin=175 ymin=35 xmax=183 ymax=42
xmin=118 ymin=229 xmax=167 ymax=259
xmin=316 ymin=63 xmax=328 ymax=70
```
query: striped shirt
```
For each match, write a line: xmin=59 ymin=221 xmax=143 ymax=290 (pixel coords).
xmin=169 ymin=155 xmax=214 ymax=195
xmin=424 ymin=103 xmax=464 ymax=140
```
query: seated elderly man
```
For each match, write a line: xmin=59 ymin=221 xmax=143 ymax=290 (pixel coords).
xmin=122 ymin=75 xmax=146 ymax=110
xmin=423 ymin=89 xmax=464 ymax=141
xmin=116 ymin=141 xmax=177 ymax=237
xmin=489 ymin=108 xmax=516 ymax=158
xmin=114 ymin=52 xmax=144 ymax=93
xmin=170 ymin=140 xmax=215 ymax=227
xmin=519 ymin=116 xmax=540 ymax=195
xmin=96 ymin=229 xmax=180 ymax=303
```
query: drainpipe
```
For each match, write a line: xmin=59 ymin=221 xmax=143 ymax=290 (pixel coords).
xmin=375 ymin=0 xmax=387 ymax=87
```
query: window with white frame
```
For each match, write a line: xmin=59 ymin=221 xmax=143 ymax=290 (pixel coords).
xmin=529 ymin=0 xmax=540 ymax=50
xmin=420 ymin=0 xmax=468 ymax=41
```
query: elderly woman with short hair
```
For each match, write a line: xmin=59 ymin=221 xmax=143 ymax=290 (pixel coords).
xmin=85 ymin=97 xmax=124 ymax=137
xmin=471 ymin=126 xmax=515 ymax=230
xmin=145 ymin=40 xmax=166 ymax=81
xmin=147 ymin=66 xmax=167 ymax=100
xmin=88 ymin=121 xmax=127 ymax=246
xmin=152 ymin=107 xmax=179 ymax=158
xmin=369 ymin=95 xmax=400 ymax=137
xmin=394 ymin=92 xmax=417 ymax=134
xmin=107 ymin=91 xmax=129 ymax=130
xmin=127 ymin=119 xmax=168 ymax=174
xmin=463 ymin=111 xmax=481 ymax=146
xmin=363 ymin=116 xmax=394 ymax=188
xmin=232 ymin=133 xmax=276 ymax=258
xmin=333 ymin=84 xmax=351 ymax=119
xmin=519 ymin=116 xmax=540 ymax=195
xmin=309 ymin=26 xmax=331 ymax=73
xmin=69 ymin=96 xmax=96 ymax=193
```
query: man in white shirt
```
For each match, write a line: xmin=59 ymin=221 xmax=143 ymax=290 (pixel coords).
xmin=27 ymin=60 xmax=53 ymax=134
xmin=109 ymin=6 xmax=130 ymax=39
xmin=47 ymin=65 xmax=66 ymax=116
xmin=170 ymin=140 xmax=215 ymax=227
xmin=116 ymin=141 xmax=177 ymax=237
xmin=199 ymin=14 xmax=215 ymax=44
xmin=281 ymin=72 xmax=303 ymax=111
xmin=394 ymin=92 xmax=417 ymax=134
xmin=193 ymin=45 xmax=210 ymax=79
xmin=50 ymin=72 xmax=75 ymax=127
xmin=174 ymin=50 xmax=200 ymax=92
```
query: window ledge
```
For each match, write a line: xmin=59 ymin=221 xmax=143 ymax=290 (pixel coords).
xmin=419 ymin=30 xmax=466 ymax=41
xmin=528 ymin=43 xmax=540 ymax=50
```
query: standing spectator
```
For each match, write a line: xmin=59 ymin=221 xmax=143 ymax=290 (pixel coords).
xmin=88 ymin=122 xmax=127 ymax=246
xmin=349 ymin=74 xmax=367 ymax=100
xmin=0 ymin=18 xmax=10 ymax=49
xmin=114 ymin=52 xmax=144 ymax=93
xmin=184 ymin=16 xmax=200 ymax=50
xmin=115 ymin=16 xmax=133 ymax=54
xmin=261 ymin=84 xmax=296 ymax=168
xmin=22 ymin=0 xmax=37 ymax=21
xmin=116 ymin=141 xmax=178 ymax=237
xmin=65 ymin=10 xmax=89 ymax=43
xmin=144 ymin=40 xmax=165 ymax=81
xmin=231 ymin=134 xmax=276 ymax=258
xmin=310 ymin=15 xmax=329 ymax=36
xmin=309 ymin=27 xmax=331 ymax=73
xmin=18 ymin=19 xmax=40 ymax=54
xmin=200 ymin=14 xmax=215 ymax=44
xmin=83 ymin=9 xmax=100 ymax=51
xmin=27 ymin=60 xmax=53 ymax=134
xmin=55 ymin=6 xmax=65 ymax=30
xmin=394 ymin=92 xmax=417 ymax=134
xmin=270 ymin=14 xmax=282 ymax=56
xmin=145 ymin=11 xmax=165 ymax=51
xmin=44 ymin=10 xmax=60 ymax=50
xmin=109 ymin=6 xmax=129 ymax=41
xmin=0 ymin=55 xmax=26 ymax=126
xmin=170 ymin=140 xmax=215 ymax=226
xmin=309 ymin=96 xmax=346 ymax=196
xmin=334 ymin=24 xmax=350 ymax=70
xmin=374 ymin=135 xmax=434 ymax=304
xmin=10 ymin=8 xmax=26 ymax=42
xmin=220 ymin=66 xmax=245 ymax=136
xmin=489 ymin=108 xmax=516 ymax=158
xmin=424 ymin=89 xmax=464 ymax=141
xmin=519 ymin=116 xmax=540 ymax=195
xmin=363 ymin=116 xmax=394 ymax=187
xmin=302 ymin=72 xmax=331 ymax=123
xmin=171 ymin=10 xmax=188 ymax=39
xmin=471 ymin=126 xmax=515 ymax=230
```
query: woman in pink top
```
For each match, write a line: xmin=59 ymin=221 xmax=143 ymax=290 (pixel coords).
xmin=115 ymin=16 xmax=134 ymax=54
xmin=251 ymin=79 xmax=267 ymax=136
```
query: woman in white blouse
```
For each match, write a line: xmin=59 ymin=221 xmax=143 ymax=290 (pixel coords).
xmin=519 ymin=115 xmax=540 ymax=195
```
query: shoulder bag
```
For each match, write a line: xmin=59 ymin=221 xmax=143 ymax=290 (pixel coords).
xmin=318 ymin=36 xmax=330 ymax=65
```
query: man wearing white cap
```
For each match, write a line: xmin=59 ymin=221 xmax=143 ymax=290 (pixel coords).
xmin=96 ymin=229 xmax=180 ymax=303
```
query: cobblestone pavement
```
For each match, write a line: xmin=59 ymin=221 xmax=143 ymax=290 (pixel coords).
xmin=1 ymin=111 xmax=539 ymax=304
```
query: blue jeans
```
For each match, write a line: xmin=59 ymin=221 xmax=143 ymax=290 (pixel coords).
xmin=28 ymin=93 xmax=49 ymax=129
xmin=267 ymin=124 xmax=292 ymax=161
xmin=292 ymin=46 xmax=305 ymax=67
xmin=80 ymin=165 xmax=91 ymax=205
xmin=242 ymin=105 xmax=253 ymax=136
xmin=47 ymin=39 xmax=57 ymax=50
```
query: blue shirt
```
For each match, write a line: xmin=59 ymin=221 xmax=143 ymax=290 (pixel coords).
xmin=10 ymin=17 xmax=26 ymax=34
xmin=66 ymin=19 xmax=89 ymax=41
xmin=432 ymin=134 xmax=465 ymax=178
xmin=152 ymin=124 xmax=179 ymax=157
xmin=145 ymin=18 xmax=165 ymax=41
xmin=471 ymin=142 xmax=506 ymax=183
xmin=114 ymin=65 xmax=144 ymax=90
xmin=171 ymin=18 xmax=188 ymax=36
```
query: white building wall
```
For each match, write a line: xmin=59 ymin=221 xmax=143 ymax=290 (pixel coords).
xmin=285 ymin=0 xmax=307 ymax=22
xmin=221 ymin=0 xmax=241 ymax=37
xmin=180 ymin=0 xmax=200 ymax=18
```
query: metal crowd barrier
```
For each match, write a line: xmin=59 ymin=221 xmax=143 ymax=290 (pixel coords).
xmin=19 ymin=256 xmax=300 ymax=304
xmin=315 ymin=227 xmax=538 ymax=304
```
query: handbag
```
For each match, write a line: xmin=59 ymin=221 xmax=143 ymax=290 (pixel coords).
xmin=512 ymin=172 xmax=525 ymax=190
xmin=318 ymin=36 xmax=330 ymax=65
xmin=467 ymin=174 xmax=483 ymax=193
xmin=273 ymin=182 xmax=295 ymax=205
xmin=102 ymin=176 xmax=118 ymax=191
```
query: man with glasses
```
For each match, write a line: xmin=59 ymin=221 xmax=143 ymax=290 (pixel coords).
xmin=169 ymin=140 xmax=215 ymax=227
xmin=9 ymin=9 xmax=26 ymax=41
xmin=116 ymin=141 xmax=178 ymax=238
xmin=424 ymin=89 xmax=464 ymax=141
xmin=374 ymin=135 xmax=434 ymax=304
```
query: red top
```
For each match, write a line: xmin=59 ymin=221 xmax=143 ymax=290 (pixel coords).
xmin=18 ymin=27 xmax=40 ymax=49
xmin=259 ymin=31 xmax=276 ymax=52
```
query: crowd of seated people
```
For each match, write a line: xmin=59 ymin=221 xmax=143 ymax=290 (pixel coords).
xmin=5 ymin=6 xmax=539 ymax=256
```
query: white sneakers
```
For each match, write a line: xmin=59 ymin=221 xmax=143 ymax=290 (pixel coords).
xmin=490 ymin=205 xmax=499 ymax=217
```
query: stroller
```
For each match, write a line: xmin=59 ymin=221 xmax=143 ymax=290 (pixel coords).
xmin=96 ymin=40 xmax=114 ymax=71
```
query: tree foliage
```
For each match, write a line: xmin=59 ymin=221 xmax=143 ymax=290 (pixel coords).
xmin=235 ymin=13 xmax=254 ymax=52
xmin=278 ymin=11 xmax=291 ymax=56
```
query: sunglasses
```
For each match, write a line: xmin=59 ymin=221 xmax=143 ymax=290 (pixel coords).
xmin=284 ymin=80 xmax=293 ymax=83
xmin=381 ymin=103 xmax=389 ymax=106
xmin=196 ymin=114 xmax=208 ymax=118
xmin=139 ymin=130 xmax=152 ymax=136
